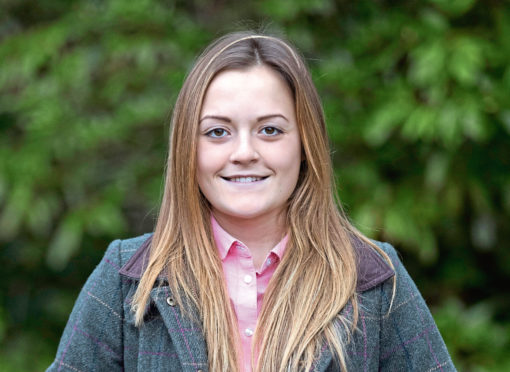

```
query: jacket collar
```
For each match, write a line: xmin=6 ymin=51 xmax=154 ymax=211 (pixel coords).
xmin=119 ymin=235 xmax=394 ymax=292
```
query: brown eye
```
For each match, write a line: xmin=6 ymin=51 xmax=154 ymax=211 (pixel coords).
xmin=261 ymin=126 xmax=282 ymax=136
xmin=206 ymin=128 xmax=228 ymax=138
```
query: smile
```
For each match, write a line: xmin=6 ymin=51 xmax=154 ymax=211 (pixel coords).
xmin=222 ymin=176 xmax=268 ymax=183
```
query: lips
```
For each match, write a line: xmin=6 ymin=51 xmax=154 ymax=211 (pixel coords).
xmin=222 ymin=176 xmax=269 ymax=183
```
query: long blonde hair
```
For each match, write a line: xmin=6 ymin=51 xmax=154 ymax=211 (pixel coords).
xmin=132 ymin=31 xmax=393 ymax=371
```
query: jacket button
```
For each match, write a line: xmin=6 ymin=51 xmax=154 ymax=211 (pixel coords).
xmin=166 ymin=296 xmax=176 ymax=306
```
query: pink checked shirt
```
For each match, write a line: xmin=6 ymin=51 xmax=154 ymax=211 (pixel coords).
xmin=211 ymin=216 xmax=288 ymax=372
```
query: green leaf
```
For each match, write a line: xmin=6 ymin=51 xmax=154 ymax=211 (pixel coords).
xmin=46 ymin=214 xmax=83 ymax=271
xmin=364 ymin=87 xmax=414 ymax=146
xmin=0 ymin=185 xmax=32 ymax=240
xmin=460 ymin=98 xmax=487 ymax=141
xmin=449 ymin=37 xmax=483 ymax=86
xmin=408 ymin=40 xmax=447 ymax=87
xmin=437 ymin=101 xmax=463 ymax=147
xmin=401 ymin=106 xmax=437 ymax=141
xmin=425 ymin=153 xmax=449 ymax=190
xmin=428 ymin=0 xmax=477 ymax=16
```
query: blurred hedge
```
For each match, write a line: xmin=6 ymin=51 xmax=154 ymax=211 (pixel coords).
xmin=1 ymin=0 xmax=509 ymax=371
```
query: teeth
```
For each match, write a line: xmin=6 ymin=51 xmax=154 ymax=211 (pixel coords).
xmin=230 ymin=176 xmax=263 ymax=183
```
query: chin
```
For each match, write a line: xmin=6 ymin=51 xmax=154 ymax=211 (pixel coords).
xmin=216 ymin=203 xmax=282 ymax=222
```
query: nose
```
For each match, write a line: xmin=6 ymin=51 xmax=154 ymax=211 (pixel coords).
xmin=229 ymin=132 xmax=259 ymax=164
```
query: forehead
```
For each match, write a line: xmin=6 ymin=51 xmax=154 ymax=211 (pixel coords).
xmin=200 ymin=65 xmax=294 ymax=116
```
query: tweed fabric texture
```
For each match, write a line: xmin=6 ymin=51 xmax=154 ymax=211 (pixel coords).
xmin=46 ymin=235 xmax=456 ymax=371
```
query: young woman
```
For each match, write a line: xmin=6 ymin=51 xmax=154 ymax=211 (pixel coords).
xmin=47 ymin=32 xmax=456 ymax=372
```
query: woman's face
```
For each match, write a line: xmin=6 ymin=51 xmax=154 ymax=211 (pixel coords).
xmin=197 ymin=65 xmax=302 ymax=225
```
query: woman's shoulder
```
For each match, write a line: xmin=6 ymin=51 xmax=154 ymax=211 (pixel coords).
xmin=369 ymin=240 xmax=416 ymax=289
xmin=85 ymin=233 xmax=153 ymax=284
xmin=110 ymin=233 xmax=154 ymax=280
xmin=113 ymin=233 xmax=153 ymax=267
xmin=77 ymin=233 xmax=153 ymax=285
xmin=372 ymin=240 xmax=400 ymax=261
xmin=356 ymin=239 xmax=418 ymax=296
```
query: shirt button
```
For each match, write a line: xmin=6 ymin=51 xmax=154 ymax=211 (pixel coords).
xmin=243 ymin=275 xmax=252 ymax=284
xmin=244 ymin=328 xmax=254 ymax=337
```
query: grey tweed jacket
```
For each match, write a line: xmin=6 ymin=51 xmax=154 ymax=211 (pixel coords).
xmin=47 ymin=234 xmax=456 ymax=371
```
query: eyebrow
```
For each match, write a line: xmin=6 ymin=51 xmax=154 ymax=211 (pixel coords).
xmin=199 ymin=114 xmax=289 ymax=123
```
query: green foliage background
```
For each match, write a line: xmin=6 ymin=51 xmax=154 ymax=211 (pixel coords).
xmin=1 ymin=0 xmax=509 ymax=370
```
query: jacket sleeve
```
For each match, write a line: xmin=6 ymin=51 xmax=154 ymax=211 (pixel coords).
xmin=378 ymin=242 xmax=457 ymax=372
xmin=46 ymin=239 xmax=125 ymax=372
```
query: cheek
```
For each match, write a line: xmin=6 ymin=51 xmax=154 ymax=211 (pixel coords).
xmin=269 ymin=140 xmax=301 ymax=174
xmin=196 ymin=142 xmax=227 ymax=180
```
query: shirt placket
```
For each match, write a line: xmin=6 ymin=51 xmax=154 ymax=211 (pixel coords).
xmin=234 ymin=241 xmax=258 ymax=371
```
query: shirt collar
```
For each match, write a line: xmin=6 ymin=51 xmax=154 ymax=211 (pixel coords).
xmin=211 ymin=215 xmax=288 ymax=261
xmin=211 ymin=216 xmax=236 ymax=260
xmin=119 ymin=234 xmax=394 ymax=292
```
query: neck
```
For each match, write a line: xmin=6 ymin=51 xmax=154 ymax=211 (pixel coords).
xmin=212 ymin=210 xmax=287 ymax=269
